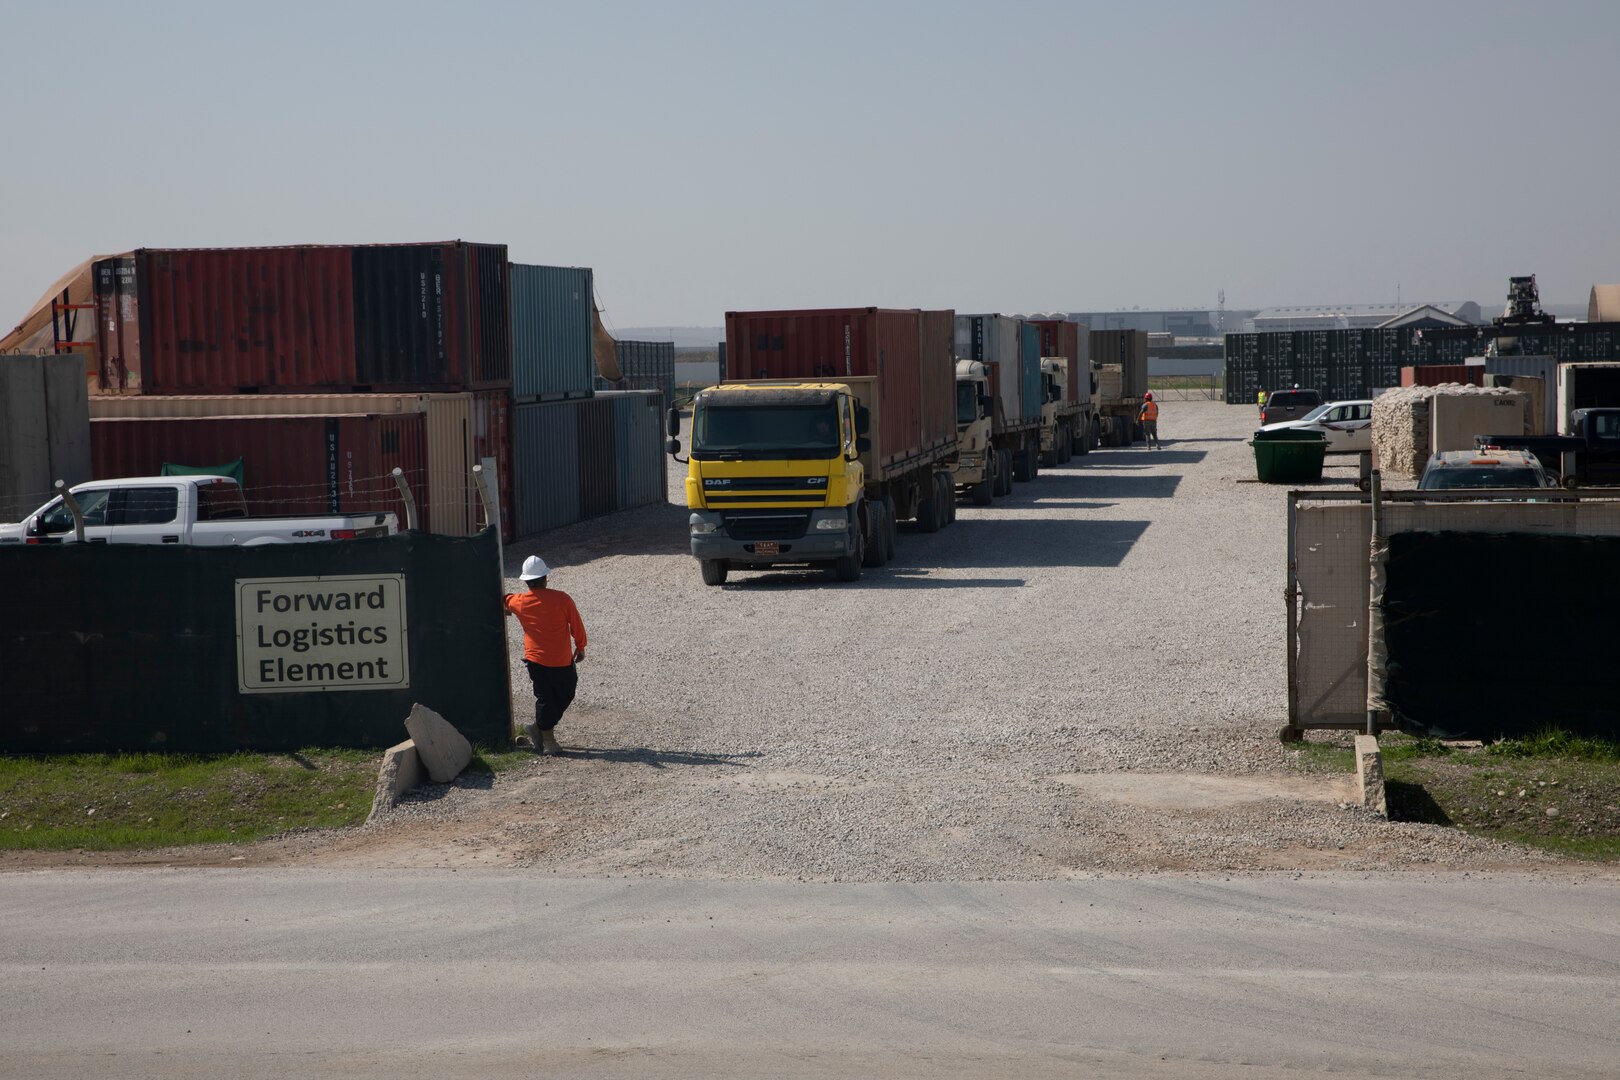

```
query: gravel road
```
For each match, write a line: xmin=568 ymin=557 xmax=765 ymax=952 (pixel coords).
xmin=322 ymin=398 xmax=1545 ymax=878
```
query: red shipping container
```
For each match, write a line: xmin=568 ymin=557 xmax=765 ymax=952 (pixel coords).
xmin=92 ymin=242 xmax=510 ymax=395
xmin=1400 ymin=364 xmax=1483 ymax=388
xmin=90 ymin=413 xmax=428 ymax=523
xmin=1027 ymin=318 xmax=1084 ymax=404
xmin=723 ymin=308 xmax=956 ymax=470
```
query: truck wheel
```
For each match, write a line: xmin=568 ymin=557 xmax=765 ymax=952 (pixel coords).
xmin=970 ymin=471 xmax=993 ymax=506
xmin=834 ymin=530 xmax=864 ymax=581
xmin=1041 ymin=441 xmax=1057 ymax=469
xmin=915 ymin=479 xmax=941 ymax=534
xmin=862 ymin=502 xmax=886 ymax=568
xmin=1058 ymin=424 xmax=1072 ymax=463
xmin=700 ymin=560 xmax=728 ymax=587
xmin=997 ymin=448 xmax=1014 ymax=494
xmin=882 ymin=497 xmax=897 ymax=561
xmin=939 ymin=473 xmax=956 ymax=524
xmin=1013 ymin=443 xmax=1031 ymax=482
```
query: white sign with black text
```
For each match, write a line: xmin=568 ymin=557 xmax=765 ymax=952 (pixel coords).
xmin=235 ymin=574 xmax=410 ymax=694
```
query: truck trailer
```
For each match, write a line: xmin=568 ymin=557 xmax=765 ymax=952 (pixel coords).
xmin=1027 ymin=318 xmax=1097 ymax=462
xmin=1091 ymin=328 xmax=1149 ymax=446
xmin=952 ymin=315 xmax=1044 ymax=496
xmin=672 ymin=308 xmax=958 ymax=585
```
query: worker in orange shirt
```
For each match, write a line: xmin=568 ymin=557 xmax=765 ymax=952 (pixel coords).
xmin=1139 ymin=391 xmax=1161 ymax=449
xmin=504 ymin=555 xmax=588 ymax=754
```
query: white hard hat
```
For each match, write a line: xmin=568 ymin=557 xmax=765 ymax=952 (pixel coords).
xmin=520 ymin=556 xmax=551 ymax=581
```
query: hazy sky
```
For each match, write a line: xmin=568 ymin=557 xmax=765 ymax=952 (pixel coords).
xmin=4 ymin=0 xmax=1617 ymax=330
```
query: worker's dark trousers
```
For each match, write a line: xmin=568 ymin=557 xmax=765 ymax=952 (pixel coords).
xmin=523 ymin=661 xmax=578 ymax=731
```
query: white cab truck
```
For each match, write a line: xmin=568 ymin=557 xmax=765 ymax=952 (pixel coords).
xmin=0 ymin=476 xmax=399 ymax=546
xmin=1038 ymin=357 xmax=1096 ymax=466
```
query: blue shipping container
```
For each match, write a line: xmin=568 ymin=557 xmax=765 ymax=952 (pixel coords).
xmin=510 ymin=264 xmax=595 ymax=402
xmin=1018 ymin=322 xmax=1042 ymax=421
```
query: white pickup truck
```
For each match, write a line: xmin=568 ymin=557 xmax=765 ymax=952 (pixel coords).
xmin=0 ymin=476 xmax=399 ymax=546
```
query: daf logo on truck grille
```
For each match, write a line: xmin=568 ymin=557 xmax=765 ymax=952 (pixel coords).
xmin=705 ymin=477 xmax=826 ymax=489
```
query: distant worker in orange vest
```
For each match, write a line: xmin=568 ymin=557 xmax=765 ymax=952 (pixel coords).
xmin=1139 ymin=392 xmax=1162 ymax=449
xmin=504 ymin=555 xmax=588 ymax=755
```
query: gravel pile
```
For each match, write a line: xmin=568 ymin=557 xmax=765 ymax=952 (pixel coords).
xmin=367 ymin=399 xmax=1547 ymax=878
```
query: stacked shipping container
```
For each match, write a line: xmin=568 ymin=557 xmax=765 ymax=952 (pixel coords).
xmin=1223 ymin=323 xmax=1620 ymax=404
xmin=956 ymin=314 xmax=1041 ymax=425
xmin=598 ymin=340 xmax=676 ymax=405
xmin=66 ymin=243 xmax=666 ymax=541
xmin=1028 ymin=318 xmax=1089 ymax=405
xmin=511 ymin=391 xmax=667 ymax=537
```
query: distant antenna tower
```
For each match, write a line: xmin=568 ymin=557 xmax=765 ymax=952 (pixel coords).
xmin=1217 ymin=288 xmax=1225 ymax=331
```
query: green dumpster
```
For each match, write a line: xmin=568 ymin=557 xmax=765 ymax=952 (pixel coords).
xmin=1250 ymin=428 xmax=1327 ymax=483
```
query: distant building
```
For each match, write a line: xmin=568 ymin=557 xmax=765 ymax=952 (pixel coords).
xmin=1247 ymin=301 xmax=1482 ymax=333
xmin=1067 ymin=309 xmax=1254 ymax=336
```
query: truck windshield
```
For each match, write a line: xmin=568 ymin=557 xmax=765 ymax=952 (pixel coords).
xmin=957 ymin=382 xmax=979 ymax=425
xmin=693 ymin=404 xmax=841 ymax=460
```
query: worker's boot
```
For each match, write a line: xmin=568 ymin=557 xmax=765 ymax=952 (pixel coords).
xmin=519 ymin=722 xmax=540 ymax=750
xmin=540 ymin=730 xmax=563 ymax=755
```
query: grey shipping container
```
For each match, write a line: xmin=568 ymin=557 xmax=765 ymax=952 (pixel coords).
xmin=512 ymin=399 xmax=582 ymax=536
xmin=1484 ymin=355 xmax=1559 ymax=434
xmin=956 ymin=314 xmax=1034 ymax=423
xmin=511 ymin=264 xmax=595 ymax=402
xmin=600 ymin=390 xmax=667 ymax=511
xmin=1 ymin=354 xmax=91 ymax=522
xmin=1090 ymin=329 xmax=1148 ymax=399
xmin=597 ymin=340 xmax=675 ymax=406
xmin=511 ymin=392 xmax=665 ymax=538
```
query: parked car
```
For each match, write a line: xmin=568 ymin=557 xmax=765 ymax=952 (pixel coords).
xmin=1258 ymin=399 xmax=1372 ymax=453
xmin=0 ymin=476 xmax=399 ymax=546
xmin=1259 ymin=388 xmax=1324 ymax=427
xmin=1417 ymin=450 xmax=1554 ymax=491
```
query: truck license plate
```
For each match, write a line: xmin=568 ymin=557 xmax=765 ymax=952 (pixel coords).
xmin=754 ymin=541 xmax=780 ymax=555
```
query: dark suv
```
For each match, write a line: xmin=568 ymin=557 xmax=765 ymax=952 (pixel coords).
xmin=1260 ymin=389 xmax=1324 ymax=426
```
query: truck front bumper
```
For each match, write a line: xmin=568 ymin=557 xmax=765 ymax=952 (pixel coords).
xmin=688 ymin=508 xmax=854 ymax=566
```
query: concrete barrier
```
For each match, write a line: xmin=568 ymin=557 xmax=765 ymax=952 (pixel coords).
xmin=1355 ymin=734 xmax=1387 ymax=817
xmin=367 ymin=740 xmax=422 ymax=822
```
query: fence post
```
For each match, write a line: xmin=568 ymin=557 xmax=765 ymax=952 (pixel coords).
xmin=1365 ymin=469 xmax=1388 ymax=736
xmin=1281 ymin=492 xmax=1302 ymax=742
xmin=391 ymin=468 xmax=419 ymax=532
xmin=53 ymin=480 xmax=86 ymax=545
xmin=472 ymin=463 xmax=504 ymax=571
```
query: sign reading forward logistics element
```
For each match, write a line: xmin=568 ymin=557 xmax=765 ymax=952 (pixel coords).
xmin=236 ymin=574 xmax=410 ymax=694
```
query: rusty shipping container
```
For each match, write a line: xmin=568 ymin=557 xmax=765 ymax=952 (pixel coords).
xmin=1400 ymin=364 xmax=1484 ymax=388
xmin=1089 ymin=329 xmax=1148 ymax=399
xmin=1028 ymin=318 xmax=1089 ymax=405
xmin=724 ymin=308 xmax=955 ymax=476
xmin=87 ymin=391 xmax=512 ymax=539
xmin=89 ymin=242 xmax=510 ymax=395
xmin=90 ymin=413 xmax=428 ymax=523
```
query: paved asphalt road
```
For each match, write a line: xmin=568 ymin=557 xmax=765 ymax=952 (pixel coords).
xmin=2 ymin=870 xmax=1617 ymax=1079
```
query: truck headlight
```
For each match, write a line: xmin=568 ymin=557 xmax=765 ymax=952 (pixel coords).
xmin=815 ymin=515 xmax=848 ymax=531
xmin=689 ymin=514 xmax=719 ymax=535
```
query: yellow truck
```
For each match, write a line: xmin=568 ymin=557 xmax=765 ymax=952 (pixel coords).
xmin=668 ymin=308 xmax=958 ymax=586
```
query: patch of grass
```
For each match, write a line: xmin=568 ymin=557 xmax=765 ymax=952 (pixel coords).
xmin=1487 ymin=728 xmax=1620 ymax=762
xmin=0 ymin=749 xmax=377 ymax=852
xmin=1292 ymin=728 xmax=1620 ymax=861
xmin=468 ymin=745 xmax=536 ymax=774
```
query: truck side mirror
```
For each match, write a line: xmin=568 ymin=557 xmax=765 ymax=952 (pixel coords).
xmin=667 ymin=408 xmax=681 ymax=437
xmin=854 ymin=405 xmax=870 ymax=436
xmin=666 ymin=437 xmax=681 ymax=456
xmin=856 ymin=436 xmax=871 ymax=453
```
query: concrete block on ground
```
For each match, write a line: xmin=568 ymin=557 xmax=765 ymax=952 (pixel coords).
xmin=1355 ymin=734 xmax=1387 ymax=817
xmin=404 ymin=703 xmax=473 ymax=783
xmin=368 ymin=739 xmax=422 ymax=822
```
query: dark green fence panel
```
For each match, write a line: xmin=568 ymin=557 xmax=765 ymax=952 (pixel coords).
xmin=1382 ymin=531 xmax=1620 ymax=741
xmin=0 ymin=531 xmax=511 ymax=753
